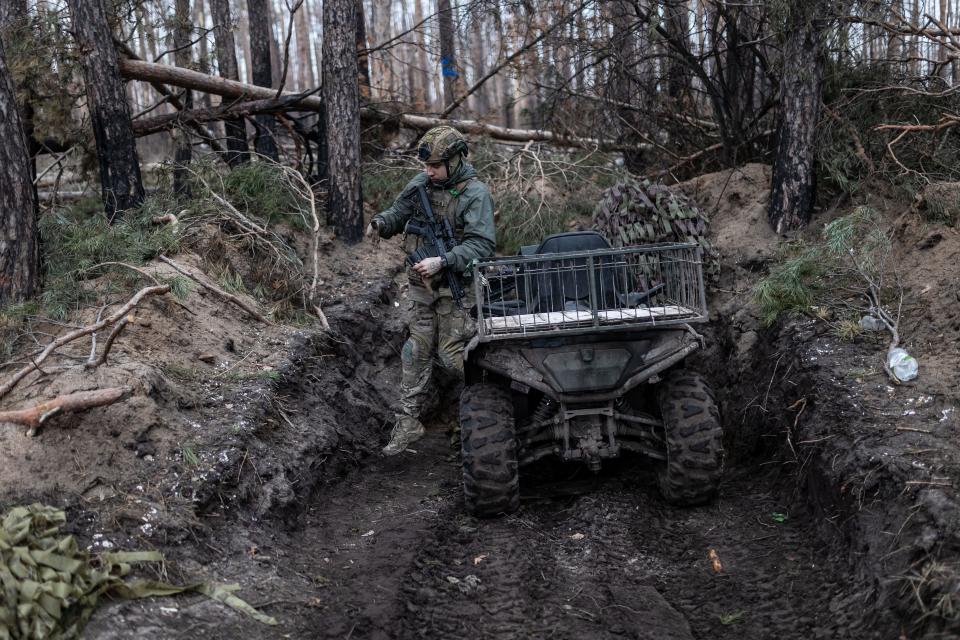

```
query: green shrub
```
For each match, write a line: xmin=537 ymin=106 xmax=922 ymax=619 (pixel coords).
xmin=753 ymin=247 xmax=824 ymax=325
xmin=38 ymin=198 xmax=181 ymax=319
xmin=221 ymin=162 xmax=305 ymax=228
xmin=754 ymin=207 xmax=895 ymax=327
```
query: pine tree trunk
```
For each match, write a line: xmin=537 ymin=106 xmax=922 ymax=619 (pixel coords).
xmin=239 ymin=3 xmax=252 ymax=81
xmin=940 ymin=0 xmax=949 ymax=79
xmin=767 ymin=3 xmax=828 ymax=233
xmin=323 ymin=0 xmax=363 ymax=243
xmin=173 ymin=0 xmax=193 ymax=195
xmin=909 ymin=0 xmax=920 ymax=76
xmin=212 ymin=0 xmax=250 ymax=165
xmin=413 ymin=0 xmax=430 ymax=110
xmin=194 ymin=0 xmax=212 ymax=109
xmin=437 ymin=0 xmax=460 ymax=114
xmin=0 ymin=37 xmax=39 ymax=303
xmin=469 ymin=13 xmax=488 ymax=116
xmin=294 ymin=0 xmax=315 ymax=89
xmin=1 ymin=0 xmax=38 ymax=186
xmin=268 ymin=0 xmax=282 ymax=88
xmin=247 ymin=0 xmax=279 ymax=160
xmin=356 ymin=0 xmax=372 ymax=101
xmin=664 ymin=0 xmax=689 ymax=105
xmin=611 ymin=0 xmax=645 ymax=172
xmin=66 ymin=0 xmax=145 ymax=220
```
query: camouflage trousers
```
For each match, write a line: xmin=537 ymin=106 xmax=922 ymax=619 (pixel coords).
xmin=399 ymin=286 xmax=475 ymax=420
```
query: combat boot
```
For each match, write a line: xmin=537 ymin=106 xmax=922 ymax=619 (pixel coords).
xmin=382 ymin=416 xmax=426 ymax=456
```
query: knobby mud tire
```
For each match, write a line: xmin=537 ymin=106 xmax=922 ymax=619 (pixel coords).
xmin=657 ymin=370 xmax=724 ymax=505
xmin=460 ymin=383 xmax=520 ymax=517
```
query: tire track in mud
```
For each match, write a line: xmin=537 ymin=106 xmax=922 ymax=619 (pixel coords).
xmin=389 ymin=464 xmax=867 ymax=640
xmin=84 ymin=435 xmax=868 ymax=640
xmin=394 ymin=471 xmax=694 ymax=640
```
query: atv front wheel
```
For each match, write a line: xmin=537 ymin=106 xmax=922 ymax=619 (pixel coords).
xmin=657 ymin=370 xmax=724 ymax=505
xmin=460 ymin=383 xmax=520 ymax=517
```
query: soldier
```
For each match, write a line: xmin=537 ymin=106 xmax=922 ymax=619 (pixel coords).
xmin=366 ymin=126 xmax=496 ymax=456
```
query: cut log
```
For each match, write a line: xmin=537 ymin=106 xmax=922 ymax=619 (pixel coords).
xmin=117 ymin=59 xmax=651 ymax=153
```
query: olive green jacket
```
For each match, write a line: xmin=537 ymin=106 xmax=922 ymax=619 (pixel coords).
xmin=372 ymin=162 xmax=496 ymax=275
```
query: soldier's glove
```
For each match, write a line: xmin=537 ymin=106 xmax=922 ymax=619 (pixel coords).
xmin=412 ymin=256 xmax=444 ymax=278
xmin=365 ymin=220 xmax=382 ymax=244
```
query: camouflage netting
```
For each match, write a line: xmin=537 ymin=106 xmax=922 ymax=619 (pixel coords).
xmin=0 ymin=504 xmax=276 ymax=640
xmin=593 ymin=179 xmax=720 ymax=280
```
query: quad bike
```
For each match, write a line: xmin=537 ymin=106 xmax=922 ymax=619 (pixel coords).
xmin=459 ymin=231 xmax=723 ymax=517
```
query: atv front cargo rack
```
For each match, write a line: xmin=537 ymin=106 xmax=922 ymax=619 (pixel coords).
xmin=472 ymin=242 xmax=707 ymax=341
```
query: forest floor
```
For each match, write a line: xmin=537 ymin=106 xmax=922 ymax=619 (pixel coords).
xmin=1 ymin=163 xmax=959 ymax=639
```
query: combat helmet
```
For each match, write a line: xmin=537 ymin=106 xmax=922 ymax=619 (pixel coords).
xmin=417 ymin=126 xmax=469 ymax=164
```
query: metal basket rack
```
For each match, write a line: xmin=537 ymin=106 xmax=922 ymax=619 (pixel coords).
xmin=471 ymin=242 xmax=707 ymax=341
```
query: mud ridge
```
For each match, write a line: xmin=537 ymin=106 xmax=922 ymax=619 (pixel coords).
xmin=224 ymin=281 xmax=407 ymax=524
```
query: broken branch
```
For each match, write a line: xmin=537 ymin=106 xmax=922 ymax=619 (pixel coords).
xmin=0 ymin=285 xmax=170 ymax=400
xmin=158 ymin=256 xmax=273 ymax=325
xmin=0 ymin=386 xmax=132 ymax=436
xmin=85 ymin=316 xmax=131 ymax=369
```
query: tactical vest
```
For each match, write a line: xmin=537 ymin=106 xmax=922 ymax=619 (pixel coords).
xmin=404 ymin=179 xmax=471 ymax=291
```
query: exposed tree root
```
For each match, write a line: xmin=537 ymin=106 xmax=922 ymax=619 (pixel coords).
xmin=0 ymin=386 xmax=132 ymax=436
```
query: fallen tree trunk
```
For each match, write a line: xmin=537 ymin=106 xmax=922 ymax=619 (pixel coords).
xmin=115 ymin=43 xmax=227 ymax=157
xmin=119 ymin=59 xmax=324 ymax=110
xmin=118 ymin=59 xmax=651 ymax=153
xmin=132 ymin=95 xmax=311 ymax=136
xmin=0 ymin=387 xmax=132 ymax=436
xmin=396 ymin=114 xmax=651 ymax=152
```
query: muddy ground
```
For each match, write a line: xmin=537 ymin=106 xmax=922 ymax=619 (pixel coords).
xmin=2 ymin=164 xmax=959 ymax=639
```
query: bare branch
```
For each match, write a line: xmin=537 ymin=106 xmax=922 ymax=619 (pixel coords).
xmin=0 ymin=387 xmax=132 ymax=436
xmin=158 ymin=255 xmax=273 ymax=325
xmin=0 ymin=285 xmax=171 ymax=400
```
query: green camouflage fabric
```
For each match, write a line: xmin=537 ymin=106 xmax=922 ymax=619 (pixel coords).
xmin=372 ymin=161 xmax=496 ymax=276
xmin=374 ymin=156 xmax=493 ymax=451
xmin=393 ymin=288 xmax=475 ymax=432
xmin=0 ymin=504 xmax=275 ymax=640
xmin=417 ymin=126 xmax=467 ymax=163
xmin=593 ymin=179 xmax=720 ymax=280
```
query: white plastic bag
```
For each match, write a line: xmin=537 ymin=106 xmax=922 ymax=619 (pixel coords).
xmin=859 ymin=315 xmax=884 ymax=331
xmin=887 ymin=347 xmax=918 ymax=382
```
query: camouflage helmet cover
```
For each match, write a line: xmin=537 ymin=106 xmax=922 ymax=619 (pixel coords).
xmin=417 ymin=126 xmax=468 ymax=163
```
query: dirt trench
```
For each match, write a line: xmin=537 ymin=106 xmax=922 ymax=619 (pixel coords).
xmin=79 ymin=277 xmax=894 ymax=640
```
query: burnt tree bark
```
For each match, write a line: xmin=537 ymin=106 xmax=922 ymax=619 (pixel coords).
xmin=322 ymin=0 xmax=363 ymax=243
xmin=0 ymin=36 xmax=39 ymax=303
xmin=66 ymin=0 xmax=144 ymax=219
xmin=768 ymin=3 xmax=829 ymax=233
xmin=211 ymin=0 xmax=249 ymax=165
xmin=173 ymin=0 xmax=193 ymax=195
xmin=0 ymin=0 xmax=38 ymax=195
xmin=247 ymin=0 xmax=279 ymax=160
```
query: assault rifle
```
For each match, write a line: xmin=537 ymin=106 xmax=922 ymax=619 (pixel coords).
xmin=404 ymin=185 xmax=466 ymax=308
